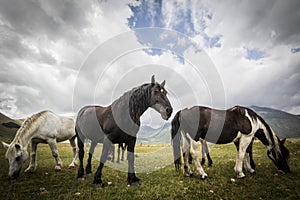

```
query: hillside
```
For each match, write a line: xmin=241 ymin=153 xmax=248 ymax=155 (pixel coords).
xmin=0 ymin=113 xmax=22 ymax=141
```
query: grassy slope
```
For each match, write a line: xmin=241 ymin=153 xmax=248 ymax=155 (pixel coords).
xmin=0 ymin=141 xmax=299 ymax=200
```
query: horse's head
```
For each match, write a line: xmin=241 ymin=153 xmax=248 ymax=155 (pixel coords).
xmin=267 ymin=138 xmax=290 ymax=173
xmin=2 ymin=142 xmax=28 ymax=179
xmin=149 ymin=75 xmax=173 ymax=120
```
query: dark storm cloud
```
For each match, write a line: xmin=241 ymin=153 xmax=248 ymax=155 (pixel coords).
xmin=0 ymin=0 xmax=91 ymax=41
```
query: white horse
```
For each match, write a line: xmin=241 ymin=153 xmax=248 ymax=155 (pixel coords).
xmin=1 ymin=110 xmax=78 ymax=179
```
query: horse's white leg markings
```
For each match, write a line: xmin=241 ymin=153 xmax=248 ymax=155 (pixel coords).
xmin=181 ymin=131 xmax=192 ymax=177
xmin=185 ymin=133 xmax=208 ymax=179
xmin=48 ymin=139 xmax=62 ymax=171
xmin=189 ymin=138 xmax=208 ymax=179
xmin=25 ymin=141 xmax=38 ymax=173
xmin=68 ymin=137 xmax=78 ymax=168
xmin=234 ymin=134 xmax=253 ymax=178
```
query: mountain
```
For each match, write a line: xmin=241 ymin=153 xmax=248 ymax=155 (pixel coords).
xmin=0 ymin=113 xmax=23 ymax=141
xmin=137 ymin=122 xmax=171 ymax=144
xmin=0 ymin=105 xmax=298 ymax=144
xmin=250 ymin=106 xmax=300 ymax=138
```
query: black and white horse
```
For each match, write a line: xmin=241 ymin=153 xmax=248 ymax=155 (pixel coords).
xmin=171 ymin=105 xmax=290 ymax=179
xmin=75 ymin=76 xmax=173 ymax=186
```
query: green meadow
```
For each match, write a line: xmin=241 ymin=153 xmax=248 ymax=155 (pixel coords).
xmin=0 ymin=140 xmax=299 ymax=200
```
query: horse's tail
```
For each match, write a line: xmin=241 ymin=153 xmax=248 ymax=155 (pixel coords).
xmin=171 ymin=110 xmax=182 ymax=172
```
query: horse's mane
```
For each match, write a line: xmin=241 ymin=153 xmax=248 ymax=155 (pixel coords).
xmin=246 ymin=107 xmax=275 ymax=145
xmin=13 ymin=110 xmax=51 ymax=144
xmin=112 ymin=83 xmax=151 ymax=123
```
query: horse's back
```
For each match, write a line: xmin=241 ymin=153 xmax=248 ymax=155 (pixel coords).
xmin=34 ymin=111 xmax=75 ymax=142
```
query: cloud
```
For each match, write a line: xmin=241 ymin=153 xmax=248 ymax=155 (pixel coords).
xmin=0 ymin=0 xmax=134 ymax=118
xmin=0 ymin=0 xmax=299 ymax=124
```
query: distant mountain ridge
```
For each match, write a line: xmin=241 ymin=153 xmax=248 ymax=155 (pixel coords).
xmin=250 ymin=105 xmax=300 ymax=138
xmin=1 ymin=105 xmax=299 ymax=143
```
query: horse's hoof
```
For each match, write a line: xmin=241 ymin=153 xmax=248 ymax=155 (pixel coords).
xmin=237 ymin=172 xmax=246 ymax=179
xmin=130 ymin=181 xmax=140 ymax=186
xmin=54 ymin=166 xmax=62 ymax=171
xmin=68 ymin=165 xmax=75 ymax=169
xmin=250 ymin=170 xmax=256 ymax=175
xmin=200 ymin=174 xmax=208 ymax=180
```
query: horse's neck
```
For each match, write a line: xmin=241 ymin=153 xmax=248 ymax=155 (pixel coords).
xmin=257 ymin=118 xmax=278 ymax=150
xmin=12 ymin=121 xmax=40 ymax=148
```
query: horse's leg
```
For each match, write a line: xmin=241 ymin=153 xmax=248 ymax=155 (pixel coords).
xmin=190 ymin=140 xmax=208 ymax=180
xmin=86 ymin=141 xmax=96 ymax=175
xmin=248 ymin=139 xmax=256 ymax=170
xmin=234 ymin=135 xmax=253 ymax=178
xmin=48 ymin=139 xmax=62 ymax=171
xmin=25 ymin=141 xmax=38 ymax=173
xmin=201 ymin=140 xmax=212 ymax=167
xmin=68 ymin=136 xmax=78 ymax=168
xmin=122 ymin=143 xmax=127 ymax=161
xmin=111 ymin=144 xmax=115 ymax=162
xmin=127 ymin=138 xmax=140 ymax=185
xmin=200 ymin=140 xmax=206 ymax=165
xmin=183 ymin=150 xmax=193 ymax=177
xmin=93 ymin=138 xmax=111 ymax=187
xmin=243 ymin=140 xmax=256 ymax=175
xmin=117 ymin=143 xmax=121 ymax=163
xmin=77 ymin=132 xmax=85 ymax=179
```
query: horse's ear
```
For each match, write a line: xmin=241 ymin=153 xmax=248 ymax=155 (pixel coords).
xmin=1 ymin=141 xmax=10 ymax=149
xmin=281 ymin=138 xmax=287 ymax=145
xmin=151 ymin=75 xmax=155 ymax=84
xmin=161 ymin=80 xmax=166 ymax=87
xmin=15 ymin=143 xmax=21 ymax=150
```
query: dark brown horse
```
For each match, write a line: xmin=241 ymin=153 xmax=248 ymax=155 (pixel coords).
xmin=171 ymin=105 xmax=290 ymax=179
xmin=76 ymin=76 xmax=172 ymax=186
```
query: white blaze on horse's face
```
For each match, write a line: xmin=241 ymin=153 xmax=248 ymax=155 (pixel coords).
xmin=2 ymin=142 xmax=28 ymax=179
xmin=150 ymin=81 xmax=173 ymax=120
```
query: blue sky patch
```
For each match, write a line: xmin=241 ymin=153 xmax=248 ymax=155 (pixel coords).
xmin=246 ymin=48 xmax=268 ymax=61
xmin=291 ymin=47 xmax=300 ymax=53
xmin=127 ymin=0 xmax=222 ymax=58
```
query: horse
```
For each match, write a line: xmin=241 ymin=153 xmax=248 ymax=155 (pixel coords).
xmin=1 ymin=110 xmax=78 ymax=179
xmin=75 ymin=75 xmax=173 ymax=186
xmin=107 ymin=143 xmax=127 ymax=163
xmin=171 ymin=105 xmax=290 ymax=179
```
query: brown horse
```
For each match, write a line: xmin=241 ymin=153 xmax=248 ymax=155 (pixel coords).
xmin=75 ymin=75 xmax=172 ymax=186
xmin=171 ymin=105 xmax=290 ymax=179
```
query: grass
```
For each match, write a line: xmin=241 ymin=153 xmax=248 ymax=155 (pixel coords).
xmin=0 ymin=140 xmax=299 ymax=200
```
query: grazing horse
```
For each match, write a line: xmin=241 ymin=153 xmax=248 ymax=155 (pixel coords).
xmin=75 ymin=76 xmax=173 ymax=186
xmin=171 ymin=105 xmax=290 ymax=179
xmin=1 ymin=111 xmax=78 ymax=179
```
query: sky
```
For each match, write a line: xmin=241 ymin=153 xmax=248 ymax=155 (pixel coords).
xmin=0 ymin=0 xmax=299 ymax=127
